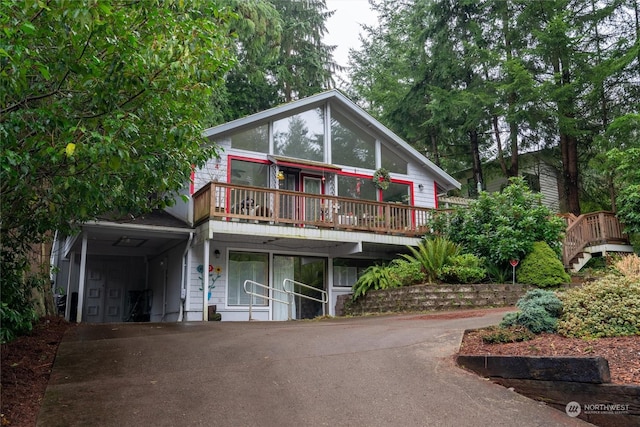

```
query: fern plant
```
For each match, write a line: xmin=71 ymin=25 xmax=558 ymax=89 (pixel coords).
xmin=401 ymin=237 xmax=461 ymax=283
xmin=352 ymin=264 xmax=399 ymax=300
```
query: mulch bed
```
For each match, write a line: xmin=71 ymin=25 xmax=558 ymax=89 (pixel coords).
xmin=1 ymin=317 xmax=72 ymax=427
xmin=458 ymin=329 xmax=640 ymax=385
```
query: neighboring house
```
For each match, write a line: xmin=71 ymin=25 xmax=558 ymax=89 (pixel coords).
xmin=50 ymin=90 xmax=460 ymax=323
xmin=456 ymin=150 xmax=562 ymax=212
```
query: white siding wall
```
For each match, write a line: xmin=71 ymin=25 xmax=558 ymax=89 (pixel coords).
xmin=407 ymin=163 xmax=436 ymax=208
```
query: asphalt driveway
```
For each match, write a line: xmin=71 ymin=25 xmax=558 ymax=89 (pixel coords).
xmin=37 ymin=309 xmax=591 ymax=426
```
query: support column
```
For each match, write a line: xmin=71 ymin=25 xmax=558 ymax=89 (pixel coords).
xmin=76 ymin=233 xmax=88 ymax=323
xmin=203 ymin=240 xmax=209 ymax=321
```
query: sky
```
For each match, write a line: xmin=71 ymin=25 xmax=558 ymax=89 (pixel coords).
xmin=324 ymin=0 xmax=379 ymax=80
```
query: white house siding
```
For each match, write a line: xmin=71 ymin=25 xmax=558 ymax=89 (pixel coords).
xmin=483 ymin=164 xmax=560 ymax=213
xmin=407 ymin=163 xmax=436 ymax=209
xmin=536 ymin=163 xmax=560 ymax=212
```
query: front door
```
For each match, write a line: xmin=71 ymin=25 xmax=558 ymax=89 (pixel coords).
xmin=303 ymin=176 xmax=323 ymax=223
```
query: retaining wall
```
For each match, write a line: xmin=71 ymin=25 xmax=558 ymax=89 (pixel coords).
xmin=338 ymin=283 xmax=533 ymax=316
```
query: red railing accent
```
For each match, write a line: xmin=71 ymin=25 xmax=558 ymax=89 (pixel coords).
xmin=193 ymin=182 xmax=439 ymax=237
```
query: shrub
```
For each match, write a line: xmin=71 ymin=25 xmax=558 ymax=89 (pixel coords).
xmin=388 ymin=259 xmax=426 ymax=286
xmin=613 ymin=253 xmax=640 ymax=280
xmin=557 ymin=274 xmax=640 ymax=338
xmin=486 ymin=263 xmax=511 ymax=283
xmin=479 ymin=325 xmax=535 ymax=344
xmin=428 ymin=177 xmax=565 ymax=267
xmin=352 ymin=264 xmax=399 ymax=300
xmin=401 ymin=237 xmax=460 ymax=282
xmin=437 ymin=254 xmax=486 ymax=284
xmin=517 ymin=241 xmax=570 ymax=287
xmin=500 ymin=289 xmax=563 ymax=333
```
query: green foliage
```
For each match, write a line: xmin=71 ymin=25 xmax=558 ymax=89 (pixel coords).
xmin=486 ymin=263 xmax=511 ymax=284
xmin=479 ymin=326 xmax=535 ymax=344
xmin=430 ymin=178 xmax=566 ymax=269
xmin=0 ymin=274 xmax=41 ymax=344
xmin=500 ymin=289 xmax=563 ymax=334
xmin=388 ymin=259 xmax=426 ymax=287
xmin=437 ymin=254 xmax=486 ymax=284
xmin=400 ymin=237 xmax=461 ymax=283
xmin=602 ymin=116 xmax=640 ymax=235
xmin=1 ymin=1 xmax=236 ymax=339
xmin=352 ymin=264 xmax=399 ymax=300
xmin=517 ymin=242 xmax=571 ymax=288
xmin=557 ymin=275 xmax=640 ymax=338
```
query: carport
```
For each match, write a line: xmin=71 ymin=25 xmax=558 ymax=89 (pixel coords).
xmin=51 ymin=211 xmax=194 ymax=323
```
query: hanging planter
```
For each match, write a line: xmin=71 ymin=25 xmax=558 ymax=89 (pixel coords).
xmin=373 ymin=167 xmax=391 ymax=190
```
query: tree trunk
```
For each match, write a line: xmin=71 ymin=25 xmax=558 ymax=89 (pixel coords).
xmin=469 ymin=129 xmax=484 ymax=193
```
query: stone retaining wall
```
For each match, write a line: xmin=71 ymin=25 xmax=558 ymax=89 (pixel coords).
xmin=338 ymin=283 xmax=533 ymax=316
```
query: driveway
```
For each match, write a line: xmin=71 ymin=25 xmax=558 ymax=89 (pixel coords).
xmin=37 ymin=309 xmax=591 ymax=426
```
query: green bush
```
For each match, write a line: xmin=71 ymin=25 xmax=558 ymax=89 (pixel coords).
xmin=401 ymin=237 xmax=460 ymax=282
xmin=352 ymin=264 xmax=399 ymax=300
xmin=500 ymin=289 xmax=563 ymax=333
xmin=557 ymin=275 xmax=640 ymax=338
xmin=517 ymin=241 xmax=570 ymax=288
xmin=437 ymin=254 xmax=486 ymax=283
xmin=428 ymin=177 xmax=565 ymax=268
xmin=388 ymin=259 xmax=426 ymax=286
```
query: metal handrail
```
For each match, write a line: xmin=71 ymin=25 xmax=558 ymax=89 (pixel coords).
xmin=243 ymin=280 xmax=290 ymax=321
xmin=283 ymin=279 xmax=328 ymax=317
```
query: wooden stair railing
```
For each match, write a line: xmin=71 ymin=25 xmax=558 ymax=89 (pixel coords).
xmin=562 ymin=211 xmax=628 ymax=267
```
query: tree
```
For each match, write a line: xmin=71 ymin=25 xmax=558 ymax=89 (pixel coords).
xmin=221 ymin=0 xmax=340 ymax=121
xmin=0 ymin=1 xmax=236 ymax=340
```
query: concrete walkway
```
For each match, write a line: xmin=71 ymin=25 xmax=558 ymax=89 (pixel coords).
xmin=38 ymin=309 xmax=592 ymax=426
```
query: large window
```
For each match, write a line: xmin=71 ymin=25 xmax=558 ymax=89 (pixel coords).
xmin=337 ymin=175 xmax=377 ymax=201
xmin=273 ymin=108 xmax=325 ymax=162
xmin=381 ymin=143 xmax=408 ymax=174
xmin=229 ymin=159 xmax=269 ymax=187
xmin=228 ymin=252 xmax=268 ymax=306
xmin=330 ymin=110 xmax=375 ymax=169
xmin=382 ymin=182 xmax=410 ymax=204
xmin=230 ymin=125 xmax=268 ymax=152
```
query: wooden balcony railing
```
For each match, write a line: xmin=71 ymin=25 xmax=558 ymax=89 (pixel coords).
xmin=562 ymin=211 xmax=629 ymax=266
xmin=193 ymin=182 xmax=439 ymax=237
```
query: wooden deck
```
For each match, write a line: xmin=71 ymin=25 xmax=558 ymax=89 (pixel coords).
xmin=561 ymin=211 xmax=631 ymax=268
xmin=192 ymin=182 xmax=444 ymax=238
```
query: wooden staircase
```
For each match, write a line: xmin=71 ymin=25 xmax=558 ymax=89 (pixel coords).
xmin=562 ymin=211 xmax=634 ymax=272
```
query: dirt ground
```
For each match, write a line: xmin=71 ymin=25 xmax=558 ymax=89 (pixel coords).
xmin=1 ymin=317 xmax=71 ymax=427
xmin=1 ymin=312 xmax=638 ymax=427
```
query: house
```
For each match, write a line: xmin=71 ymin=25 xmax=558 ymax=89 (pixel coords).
xmin=50 ymin=90 xmax=460 ymax=323
xmin=456 ymin=150 xmax=562 ymax=212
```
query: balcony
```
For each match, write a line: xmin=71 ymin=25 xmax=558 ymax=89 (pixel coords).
xmin=193 ymin=182 xmax=439 ymax=237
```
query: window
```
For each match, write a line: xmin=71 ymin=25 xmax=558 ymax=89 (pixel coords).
xmin=273 ymin=108 xmax=325 ymax=162
xmin=337 ymin=175 xmax=377 ymax=201
xmin=381 ymin=143 xmax=408 ymax=174
xmin=382 ymin=182 xmax=410 ymax=204
xmin=230 ymin=125 xmax=268 ymax=152
xmin=330 ymin=110 xmax=375 ymax=169
xmin=229 ymin=159 xmax=269 ymax=187
xmin=523 ymin=173 xmax=541 ymax=193
xmin=228 ymin=252 xmax=268 ymax=306
xmin=333 ymin=258 xmax=378 ymax=288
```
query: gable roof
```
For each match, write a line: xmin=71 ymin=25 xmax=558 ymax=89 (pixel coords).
xmin=203 ymin=90 xmax=460 ymax=191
